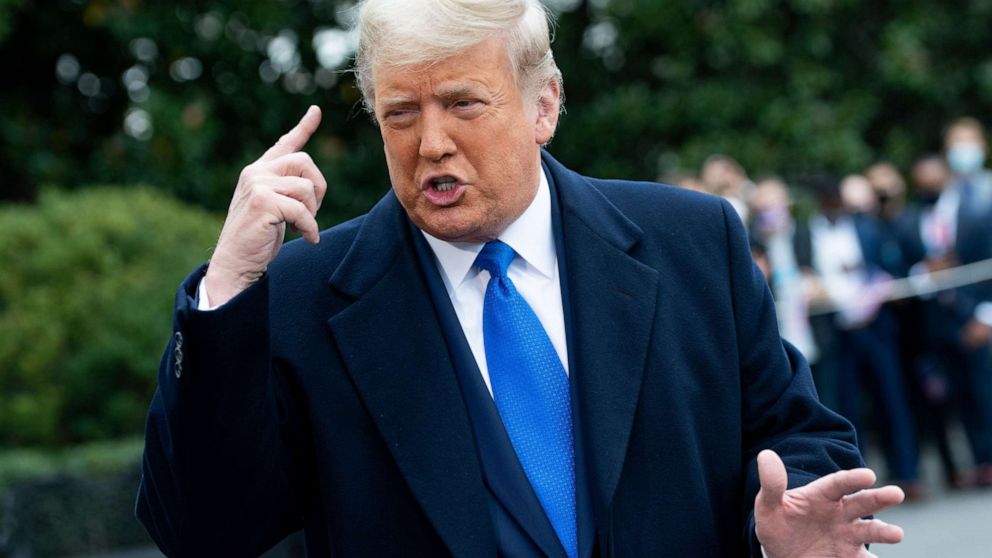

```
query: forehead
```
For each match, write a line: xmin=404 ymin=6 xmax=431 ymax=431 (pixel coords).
xmin=946 ymin=124 xmax=984 ymax=144
xmin=373 ymin=37 xmax=515 ymax=101
xmin=914 ymin=159 xmax=946 ymax=173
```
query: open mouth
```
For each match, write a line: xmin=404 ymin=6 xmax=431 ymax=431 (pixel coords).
xmin=432 ymin=176 xmax=458 ymax=192
xmin=422 ymin=174 xmax=466 ymax=206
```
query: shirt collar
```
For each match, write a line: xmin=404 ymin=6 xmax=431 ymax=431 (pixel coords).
xmin=422 ymin=168 xmax=556 ymax=288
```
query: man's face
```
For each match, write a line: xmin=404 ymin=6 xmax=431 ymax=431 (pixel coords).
xmin=912 ymin=160 xmax=949 ymax=196
xmin=945 ymin=124 xmax=986 ymax=152
xmin=373 ymin=37 xmax=558 ymax=242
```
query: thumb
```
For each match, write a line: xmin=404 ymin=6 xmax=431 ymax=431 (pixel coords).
xmin=757 ymin=449 xmax=788 ymax=509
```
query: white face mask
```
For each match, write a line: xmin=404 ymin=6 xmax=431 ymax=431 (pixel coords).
xmin=947 ymin=142 xmax=986 ymax=174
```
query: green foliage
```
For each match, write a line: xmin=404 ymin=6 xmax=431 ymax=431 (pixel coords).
xmin=551 ymin=0 xmax=992 ymax=181
xmin=0 ymin=438 xmax=148 ymax=557
xmin=0 ymin=437 xmax=144 ymax=493
xmin=0 ymin=0 xmax=24 ymax=42
xmin=3 ymin=0 xmax=992 ymax=206
xmin=0 ymin=188 xmax=220 ymax=447
xmin=0 ymin=0 xmax=388 ymax=226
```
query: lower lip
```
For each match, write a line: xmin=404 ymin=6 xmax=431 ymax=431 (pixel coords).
xmin=422 ymin=183 xmax=466 ymax=206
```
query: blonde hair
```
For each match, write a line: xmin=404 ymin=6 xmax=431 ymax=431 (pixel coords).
xmin=353 ymin=0 xmax=563 ymax=114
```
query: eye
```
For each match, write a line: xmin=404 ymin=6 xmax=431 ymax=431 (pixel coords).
xmin=383 ymin=109 xmax=417 ymax=127
xmin=450 ymin=99 xmax=485 ymax=117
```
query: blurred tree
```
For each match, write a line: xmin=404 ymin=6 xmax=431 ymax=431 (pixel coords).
xmin=551 ymin=0 xmax=992 ymax=182
xmin=3 ymin=0 xmax=992 ymax=209
xmin=0 ymin=187 xmax=220 ymax=446
xmin=0 ymin=0 xmax=388 ymax=225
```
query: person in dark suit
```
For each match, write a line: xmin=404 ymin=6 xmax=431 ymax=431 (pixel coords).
xmin=793 ymin=176 xmax=921 ymax=496
xmin=897 ymin=142 xmax=992 ymax=487
xmin=136 ymin=1 xmax=905 ymax=556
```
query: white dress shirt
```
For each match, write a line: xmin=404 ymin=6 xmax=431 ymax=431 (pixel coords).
xmin=422 ymin=169 xmax=569 ymax=396
xmin=809 ymin=215 xmax=866 ymax=304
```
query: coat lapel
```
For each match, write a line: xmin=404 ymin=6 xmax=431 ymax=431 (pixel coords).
xmin=326 ymin=193 xmax=496 ymax=558
xmin=543 ymin=152 xmax=660 ymax=538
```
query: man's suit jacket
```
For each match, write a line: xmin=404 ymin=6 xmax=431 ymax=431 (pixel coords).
xmin=896 ymin=200 xmax=992 ymax=340
xmin=793 ymin=212 xmax=902 ymax=278
xmin=137 ymin=151 xmax=861 ymax=557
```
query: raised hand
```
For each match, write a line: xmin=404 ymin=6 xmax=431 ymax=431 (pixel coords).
xmin=755 ymin=450 xmax=905 ymax=558
xmin=204 ymin=106 xmax=328 ymax=306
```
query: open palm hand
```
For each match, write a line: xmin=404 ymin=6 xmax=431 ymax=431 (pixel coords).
xmin=755 ymin=450 xmax=905 ymax=558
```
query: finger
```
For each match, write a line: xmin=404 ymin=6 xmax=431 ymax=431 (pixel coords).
xmin=267 ymin=176 xmax=318 ymax=216
xmin=757 ymin=450 xmax=788 ymax=509
xmin=814 ymin=467 xmax=877 ymax=502
xmin=850 ymin=518 xmax=904 ymax=545
xmin=269 ymin=192 xmax=320 ymax=244
xmin=842 ymin=485 xmax=905 ymax=520
xmin=265 ymin=152 xmax=328 ymax=209
xmin=259 ymin=105 xmax=322 ymax=163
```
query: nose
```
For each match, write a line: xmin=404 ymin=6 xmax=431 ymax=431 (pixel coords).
xmin=418 ymin=107 xmax=456 ymax=162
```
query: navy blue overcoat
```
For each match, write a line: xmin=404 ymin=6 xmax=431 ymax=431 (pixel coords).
xmin=137 ymin=151 xmax=861 ymax=557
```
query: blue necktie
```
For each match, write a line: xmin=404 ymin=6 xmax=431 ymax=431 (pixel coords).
xmin=475 ymin=240 xmax=577 ymax=558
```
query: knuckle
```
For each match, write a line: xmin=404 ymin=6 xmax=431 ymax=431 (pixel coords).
xmin=288 ymin=198 xmax=307 ymax=216
xmin=248 ymin=190 xmax=272 ymax=211
xmin=238 ymin=164 xmax=256 ymax=183
xmin=290 ymin=151 xmax=314 ymax=169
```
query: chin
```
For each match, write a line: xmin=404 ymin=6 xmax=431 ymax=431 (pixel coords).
xmin=411 ymin=205 xmax=483 ymax=242
xmin=423 ymin=225 xmax=489 ymax=243
xmin=420 ymin=218 xmax=494 ymax=243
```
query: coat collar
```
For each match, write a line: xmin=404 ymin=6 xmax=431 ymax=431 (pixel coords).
xmin=326 ymin=197 xmax=496 ymax=557
xmin=326 ymin=150 xmax=659 ymax=554
xmin=542 ymin=151 xmax=659 ymax=543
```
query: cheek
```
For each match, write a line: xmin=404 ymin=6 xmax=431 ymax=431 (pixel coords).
xmin=382 ymin=135 xmax=418 ymax=185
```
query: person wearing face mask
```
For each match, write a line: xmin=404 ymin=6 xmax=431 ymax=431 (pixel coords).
xmin=793 ymin=176 xmax=922 ymax=498
xmin=895 ymin=155 xmax=968 ymax=490
xmin=897 ymin=144 xmax=992 ymax=488
xmin=748 ymin=177 xmax=818 ymax=362
xmin=865 ymin=162 xmax=908 ymax=225
xmin=945 ymin=117 xmax=992 ymax=216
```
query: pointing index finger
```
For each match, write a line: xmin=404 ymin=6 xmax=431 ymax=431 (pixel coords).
xmin=259 ymin=105 xmax=322 ymax=163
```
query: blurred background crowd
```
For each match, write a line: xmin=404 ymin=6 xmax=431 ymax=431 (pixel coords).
xmin=3 ymin=0 xmax=992 ymax=555
xmin=666 ymin=118 xmax=992 ymax=503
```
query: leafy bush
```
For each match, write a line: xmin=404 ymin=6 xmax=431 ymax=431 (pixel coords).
xmin=0 ymin=438 xmax=149 ymax=557
xmin=0 ymin=187 xmax=220 ymax=447
xmin=0 ymin=437 xmax=145 ymax=493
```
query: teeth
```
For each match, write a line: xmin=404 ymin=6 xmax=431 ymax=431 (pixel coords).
xmin=433 ymin=177 xmax=457 ymax=192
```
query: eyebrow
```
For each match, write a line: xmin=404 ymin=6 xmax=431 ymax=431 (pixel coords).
xmin=377 ymin=94 xmax=419 ymax=109
xmin=434 ymin=84 xmax=485 ymax=100
xmin=377 ymin=82 xmax=488 ymax=110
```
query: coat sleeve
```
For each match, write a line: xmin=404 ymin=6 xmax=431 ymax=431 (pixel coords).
xmin=135 ymin=264 xmax=303 ymax=556
xmin=718 ymin=201 xmax=864 ymax=557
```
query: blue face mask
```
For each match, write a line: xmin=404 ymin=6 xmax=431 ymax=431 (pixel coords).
xmin=947 ymin=142 xmax=986 ymax=175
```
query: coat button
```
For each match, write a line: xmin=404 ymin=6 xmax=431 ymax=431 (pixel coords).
xmin=174 ymin=332 xmax=184 ymax=378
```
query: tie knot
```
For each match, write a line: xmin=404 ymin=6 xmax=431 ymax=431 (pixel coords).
xmin=475 ymin=240 xmax=516 ymax=278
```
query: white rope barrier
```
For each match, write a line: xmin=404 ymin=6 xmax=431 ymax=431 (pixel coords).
xmin=806 ymin=257 xmax=992 ymax=317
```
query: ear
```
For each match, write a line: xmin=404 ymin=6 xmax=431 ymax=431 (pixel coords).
xmin=534 ymin=79 xmax=561 ymax=145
